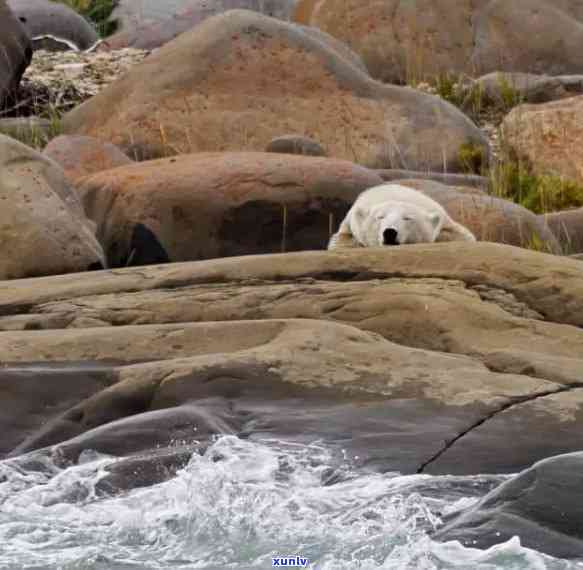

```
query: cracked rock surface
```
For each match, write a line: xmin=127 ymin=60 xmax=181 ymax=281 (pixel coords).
xmin=1 ymin=243 xmax=582 ymax=481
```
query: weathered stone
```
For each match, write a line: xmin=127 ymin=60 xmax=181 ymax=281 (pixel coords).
xmin=109 ymin=0 xmax=195 ymax=28
xmin=474 ymin=72 xmax=583 ymax=105
xmin=44 ymin=134 xmax=133 ymax=182
xmin=502 ymin=96 xmax=583 ymax=184
xmin=435 ymin=452 xmax=583 ymax=559
xmin=0 ymin=0 xmax=32 ymax=106
xmin=295 ymin=0 xmax=583 ymax=83
xmin=74 ymin=152 xmax=383 ymax=266
xmin=0 ymin=319 xmax=565 ymax=474
xmin=63 ymin=10 xmax=488 ymax=171
xmin=0 ymin=133 xmax=106 ymax=280
xmin=0 ymin=244 xmax=582 ymax=477
xmin=539 ymin=208 xmax=583 ymax=254
xmin=8 ymin=0 xmax=99 ymax=51
xmin=105 ymin=0 xmax=302 ymax=50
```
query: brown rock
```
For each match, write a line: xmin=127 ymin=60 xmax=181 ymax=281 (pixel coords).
xmin=1 ymin=244 xmax=583 ymax=475
xmin=296 ymin=0 xmax=583 ymax=83
xmin=75 ymin=152 xmax=383 ymax=266
xmin=63 ymin=9 xmax=488 ymax=172
xmin=399 ymin=179 xmax=562 ymax=253
xmin=0 ymin=134 xmax=106 ymax=280
xmin=539 ymin=208 xmax=583 ymax=254
xmin=44 ymin=134 xmax=133 ymax=183
xmin=502 ymin=95 xmax=583 ymax=184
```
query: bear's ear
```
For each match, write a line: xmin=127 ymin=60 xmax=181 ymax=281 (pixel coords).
xmin=353 ymin=205 xmax=370 ymax=222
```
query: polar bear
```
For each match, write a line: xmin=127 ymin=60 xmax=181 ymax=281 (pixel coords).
xmin=328 ymin=184 xmax=476 ymax=249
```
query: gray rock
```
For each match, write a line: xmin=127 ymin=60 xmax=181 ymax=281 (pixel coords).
xmin=8 ymin=0 xmax=99 ymax=51
xmin=266 ymin=134 xmax=326 ymax=156
xmin=104 ymin=0 xmax=303 ymax=50
xmin=539 ymin=208 xmax=583 ymax=255
xmin=110 ymin=0 xmax=298 ymax=31
xmin=473 ymin=72 xmax=583 ymax=105
xmin=435 ymin=452 xmax=583 ymax=559
xmin=0 ymin=0 xmax=32 ymax=106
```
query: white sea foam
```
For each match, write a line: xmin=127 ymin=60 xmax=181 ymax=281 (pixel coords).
xmin=0 ymin=436 xmax=581 ymax=569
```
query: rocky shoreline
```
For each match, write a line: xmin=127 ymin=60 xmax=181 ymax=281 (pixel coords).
xmin=2 ymin=0 xmax=583 ymax=565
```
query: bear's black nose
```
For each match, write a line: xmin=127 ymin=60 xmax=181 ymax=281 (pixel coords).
xmin=383 ymin=228 xmax=399 ymax=245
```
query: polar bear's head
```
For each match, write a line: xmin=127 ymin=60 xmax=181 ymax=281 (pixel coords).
xmin=351 ymin=200 xmax=443 ymax=246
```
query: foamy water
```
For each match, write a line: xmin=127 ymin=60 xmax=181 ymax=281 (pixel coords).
xmin=0 ymin=436 xmax=581 ymax=569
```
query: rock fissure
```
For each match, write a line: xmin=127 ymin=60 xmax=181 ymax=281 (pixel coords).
xmin=416 ymin=382 xmax=583 ymax=474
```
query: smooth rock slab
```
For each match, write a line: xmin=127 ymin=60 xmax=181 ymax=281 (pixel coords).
xmin=0 ymin=319 xmax=560 ymax=475
xmin=0 ymin=245 xmax=583 ymax=475
xmin=435 ymin=452 xmax=583 ymax=559
xmin=0 ymin=363 xmax=117 ymax=457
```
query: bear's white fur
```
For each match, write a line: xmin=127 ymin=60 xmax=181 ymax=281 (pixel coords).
xmin=328 ymin=184 xmax=476 ymax=249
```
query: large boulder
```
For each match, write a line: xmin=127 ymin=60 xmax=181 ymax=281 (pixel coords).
xmin=399 ymin=179 xmax=562 ymax=253
xmin=8 ymin=0 xmax=99 ymax=51
xmin=63 ymin=10 xmax=488 ymax=171
xmin=1 ymin=244 xmax=583 ymax=478
xmin=0 ymin=0 xmax=32 ymax=106
xmin=502 ymin=96 xmax=583 ymax=184
xmin=105 ymin=0 xmax=300 ymax=49
xmin=0 ymin=134 xmax=106 ymax=280
xmin=295 ymin=0 xmax=583 ymax=83
xmin=74 ymin=152 xmax=383 ymax=266
xmin=435 ymin=452 xmax=583 ymax=559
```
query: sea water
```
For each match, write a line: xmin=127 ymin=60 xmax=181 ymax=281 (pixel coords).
xmin=0 ymin=436 xmax=581 ymax=570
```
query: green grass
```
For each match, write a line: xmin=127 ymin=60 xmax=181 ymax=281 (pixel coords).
xmin=56 ymin=0 xmax=117 ymax=37
xmin=490 ymin=161 xmax=583 ymax=214
xmin=0 ymin=109 xmax=63 ymax=150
